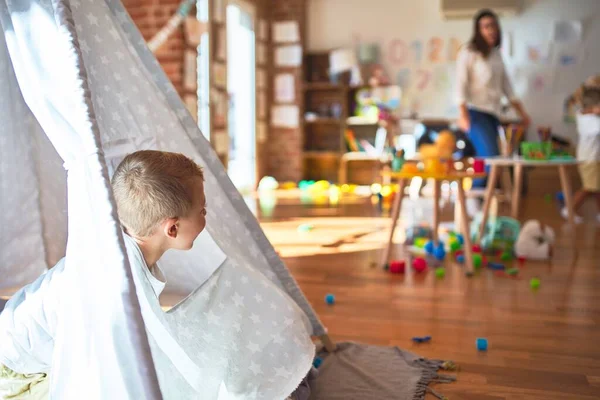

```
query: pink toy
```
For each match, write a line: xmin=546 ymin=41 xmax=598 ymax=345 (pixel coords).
xmin=412 ymin=257 xmax=427 ymax=273
xmin=389 ymin=260 xmax=406 ymax=274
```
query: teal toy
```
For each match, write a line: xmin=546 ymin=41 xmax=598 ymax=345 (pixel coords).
xmin=471 ymin=216 xmax=520 ymax=252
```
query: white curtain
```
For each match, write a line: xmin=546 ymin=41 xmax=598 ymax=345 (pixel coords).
xmin=0 ymin=0 xmax=160 ymax=398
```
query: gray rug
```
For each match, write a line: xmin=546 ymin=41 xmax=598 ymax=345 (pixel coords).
xmin=309 ymin=342 xmax=456 ymax=400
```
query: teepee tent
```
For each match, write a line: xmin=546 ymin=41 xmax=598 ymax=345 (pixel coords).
xmin=0 ymin=0 xmax=328 ymax=398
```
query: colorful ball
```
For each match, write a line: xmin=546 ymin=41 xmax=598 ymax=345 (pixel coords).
xmin=313 ymin=356 xmax=323 ymax=368
xmin=472 ymin=244 xmax=482 ymax=253
xmin=450 ymin=240 xmax=461 ymax=252
xmin=487 ymin=262 xmax=505 ymax=270
xmin=455 ymin=234 xmax=464 ymax=245
xmin=473 ymin=254 xmax=483 ymax=268
xmin=389 ymin=260 xmax=406 ymax=274
xmin=476 ymin=338 xmax=488 ymax=351
xmin=500 ymin=251 xmax=513 ymax=261
xmin=506 ymin=267 xmax=519 ymax=276
xmin=433 ymin=246 xmax=446 ymax=261
xmin=456 ymin=254 xmax=465 ymax=263
xmin=414 ymin=237 xmax=428 ymax=248
xmin=435 ymin=267 xmax=446 ymax=278
xmin=325 ymin=294 xmax=335 ymax=304
xmin=530 ymin=277 xmax=541 ymax=289
xmin=412 ymin=257 xmax=428 ymax=273
xmin=424 ymin=240 xmax=435 ymax=254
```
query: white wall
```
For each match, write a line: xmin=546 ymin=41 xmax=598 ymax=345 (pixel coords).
xmin=308 ymin=0 xmax=600 ymax=140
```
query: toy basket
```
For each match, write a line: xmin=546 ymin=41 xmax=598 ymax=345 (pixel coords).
xmin=521 ymin=141 xmax=552 ymax=160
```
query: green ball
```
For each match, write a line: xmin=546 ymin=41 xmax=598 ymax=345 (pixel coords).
xmin=414 ymin=237 xmax=428 ymax=248
xmin=506 ymin=267 xmax=519 ymax=276
xmin=435 ymin=267 xmax=446 ymax=278
xmin=450 ymin=240 xmax=461 ymax=252
xmin=500 ymin=251 xmax=513 ymax=261
xmin=544 ymin=193 xmax=552 ymax=204
xmin=530 ymin=277 xmax=541 ymax=289
xmin=473 ymin=254 xmax=483 ymax=268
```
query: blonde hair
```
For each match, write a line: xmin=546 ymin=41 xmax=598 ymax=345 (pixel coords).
xmin=111 ymin=150 xmax=204 ymax=237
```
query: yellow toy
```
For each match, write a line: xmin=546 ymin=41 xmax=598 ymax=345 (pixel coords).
xmin=419 ymin=130 xmax=456 ymax=160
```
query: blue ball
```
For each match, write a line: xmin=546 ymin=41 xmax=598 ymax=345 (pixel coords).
xmin=476 ymin=337 xmax=488 ymax=351
xmin=424 ymin=241 xmax=435 ymax=254
xmin=433 ymin=246 xmax=446 ymax=261
xmin=313 ymin=356 xmax=323 ymax=368
xmin=325 ymin=294 xmax=335 ymax=305
xmin=456 ymin=234 xmax=464 ymax=245
xmin=456 ymin=254 xmax=465 ymax=263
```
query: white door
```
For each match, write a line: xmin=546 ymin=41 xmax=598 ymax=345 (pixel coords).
xmin=227 ymin=0 xmax=256 ymax=193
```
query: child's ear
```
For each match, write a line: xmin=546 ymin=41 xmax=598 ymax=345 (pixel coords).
xmin=163 ymin=218 xmax=179 ymax=239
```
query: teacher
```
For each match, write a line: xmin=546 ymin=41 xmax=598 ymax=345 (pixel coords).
xmin=456 ymin=9 xmax=530 ymax=187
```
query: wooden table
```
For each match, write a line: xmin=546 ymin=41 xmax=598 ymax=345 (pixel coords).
xmin=478 ymin=156 xmax=579 ymax=246
xmin=380 ymin=170 xmax=487 ymax=273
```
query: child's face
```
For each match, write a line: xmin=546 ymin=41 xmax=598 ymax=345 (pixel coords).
xmin=172 ymin=178 xmax=207 ymax=250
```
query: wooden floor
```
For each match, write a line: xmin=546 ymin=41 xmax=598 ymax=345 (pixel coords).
xmin=258 ymin=191 xmax=600 ymax=399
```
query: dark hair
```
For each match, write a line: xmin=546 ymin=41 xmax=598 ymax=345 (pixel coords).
xmin=469 ymin=9 xmax=502 ymax=58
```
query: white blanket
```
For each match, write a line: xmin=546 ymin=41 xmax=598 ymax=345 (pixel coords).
xmin=124 ymin=235 xmax=315 ymax=400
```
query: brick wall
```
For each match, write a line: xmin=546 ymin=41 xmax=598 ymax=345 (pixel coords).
xmin=122 ymin=0 xmax=185 ymax=95
xmin=267 ymin=0 xmax=305 ymax=181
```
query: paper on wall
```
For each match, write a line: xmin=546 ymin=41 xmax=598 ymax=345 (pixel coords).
xmin=553 ymin=44 xmax=584 ymax=67
xmin=275 ymin=45 xmax=302 ymax=67
xmin=257 ymin=121 xmax=267 ymax=143
xmin=212 ymin=130 xmax=229 ymax=154
xmin=214 ymin=0 xmax=224 ymax=23
xmin=183 ymin=49 xmax=197 ymax=90
xmin=528 ymin=68 xmax=554 ymax=95
xmin=525 ymin=41 xmax=551 ymax=64
xmin=273 ymin=21 xmax=299 ymax=43
xmin=215 ymin=27 xmax=226 ymax=61
xmin=258 ymin=19 xmax=268 ymax=41
xmin=257 ymin=43 xmax=267 ymax=65
xmin=274 ymin=73 xmax=295 ymax=103
xmin=271 ymin=105 xmax=299 ymax=128
xmin=553 ymin=20 xmax=582 ymax=43
xmin=257 ymin=69 xmax=266 ymax=89
xmin=257 ymin=91 xmax=266 ymax=119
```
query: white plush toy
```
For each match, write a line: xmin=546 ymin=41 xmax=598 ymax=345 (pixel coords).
xmin=515 ymin=220 xmax=556 ymax=260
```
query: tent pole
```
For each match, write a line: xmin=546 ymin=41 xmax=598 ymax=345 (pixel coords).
xmin=319 ymin=334 xmax=337 ymax=352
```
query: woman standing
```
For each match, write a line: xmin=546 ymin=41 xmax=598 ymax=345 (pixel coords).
xmin=456 ymin=9 xmax=530 ymax=187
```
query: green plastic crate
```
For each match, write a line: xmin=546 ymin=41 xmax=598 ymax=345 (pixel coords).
xmin=521 ymin=141 xmax=552 ymax=160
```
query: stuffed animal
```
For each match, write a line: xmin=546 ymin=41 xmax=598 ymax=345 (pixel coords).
xmin=515 ymin=220 xmax=555 ymax=260
xmin=419 ymin=130 xmax=456 ymax=160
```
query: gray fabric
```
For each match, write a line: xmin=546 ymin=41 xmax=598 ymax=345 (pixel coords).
xmin=309 ymin=342 xmax=455 ymax=400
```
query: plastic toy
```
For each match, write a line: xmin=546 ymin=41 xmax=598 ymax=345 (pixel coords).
xmin=500 ymin=251 xmax=513 ymax=261
xmin=389 ymin=260 xmax=406 ymax=274
xmin=515 ymin=220 xmax=555 ymax=260
xmin=325 ymin=294 xmax=336 ymax=304
xmin=472 ymin=244 xmax=482 ymax=253
xmin=455 ymin=234 xmax=464 ymax=245
xmin=412 ymin=257 xmax=427 ymax=273
xmin=297 ymin=223 xmax=314 ymax=233
xmin=449 ymin=240 xmax=461 ymax=252
xmin=412 ymin=336 xmax=432 ymax=343
xmin=413 ymin=237 xmax=428 ymax=248
xmin=470 ymin=216 xmax=521 ymax=252
xmin=476 ymin=338 xmax=488 ymax=351
xmin=487 ymin=262 xmax=505 ymax=270
xmin=405 ymin=226 xmax=433 ymax=242
xmin=530 ymin=277 xmax=541 ymax=289
xmin=506 ymin=268 xmax=519 ymax=276
xmin=433 ymin=245 xmax=446 ymax=261
xmin=419 ymin=130 xmax=456 ymax=160
xmin=424 ymin=240 xmax=435 ymax=254
xmin=313 ymin=356 xmax=323 ymax=368
xmin=456 ymin=254 xmax=465 ymax=263
xmin=435 ymin=267 xmax=446 ymax=278
xmin=473 ymin=254 xmax=483 ymax=268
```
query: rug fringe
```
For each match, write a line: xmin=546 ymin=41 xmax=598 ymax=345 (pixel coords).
xmin=411 ymin=358 xmax=457 ymax=400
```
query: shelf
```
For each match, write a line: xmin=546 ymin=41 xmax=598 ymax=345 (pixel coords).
xmin=304 ymin=118 xmax=342 ymax=125
xmin=303 ymin=82 xmax=346 ymax=91
xmin=303 ymin=151 xmax=340 ymax=159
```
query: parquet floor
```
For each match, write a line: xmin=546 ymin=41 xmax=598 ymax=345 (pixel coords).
xmin=259 ymin=192 xmax=600 ymax=399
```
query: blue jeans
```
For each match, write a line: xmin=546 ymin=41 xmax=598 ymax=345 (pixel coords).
xmin=468 ymin=109 xmax=500 ymax=188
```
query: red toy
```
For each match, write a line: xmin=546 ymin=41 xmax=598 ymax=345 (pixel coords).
xmin=412 ymin=257 xmax=427 ymax=273
xmin=389 ymin=260 xmax=406 ymax=274
xmin=472 ymin=244 xmax=482 ymax=253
